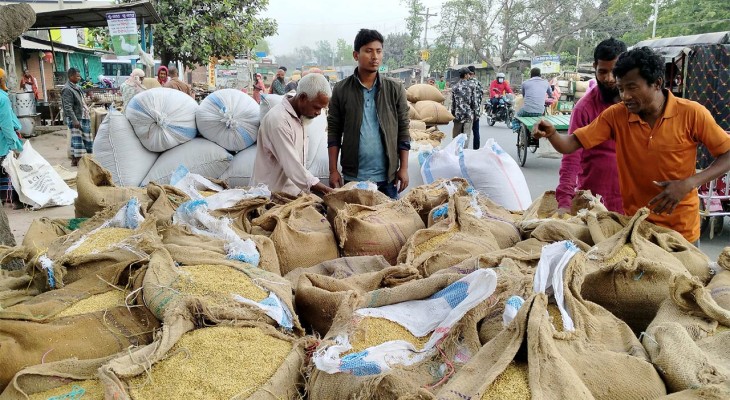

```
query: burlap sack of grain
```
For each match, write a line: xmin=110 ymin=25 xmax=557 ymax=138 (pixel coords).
xmin=144 ymin=183 xmax=189 ymax=229
xmin=0 ymin=267 xmax=37 ymax=309
xmin=74 ymin=156 xmax=149 ymax=218
xmin=410 ymin=119 xmax=427 ymax=130
xmin=0 ymin=296 xmax=158 ymax=392
xmin=0 ymin=355 xmax=113 ymax=400
xmin=294 ymin=265 xmax=422 ymax=335
xmin=30 ymin=207 xmax=159 ymax=292
xmin=0 ymin=4 xmax=35 ymax=44
xmin=251 ymin=195 xmax=338 ymax=275
xmin=211 ymin=196 xmax=269 ymax=233
xmin=583 ymin=208 xmax=712 ymax=333
xmin=641 ymin=275 xmax=730 ymax=394
xmin=21 ymin=218 xmax=74 ymax=259
xmin=408 ymin=103 xmax=421 ymax=120
xmin=437 ymin=250 xmax=666 ymax=400
xmin=323 ymin=181 xmax=392 ymax=227
xmin=414 ymin=100 xmax=455 ymax=124
xmin=0 ymin=254 xmax=145 ymax=322
xmin=407 ymin=84 xmax=446 ymax=103
xmin=335 ymin=199 xmax=425 ymax=265
xmin=398 ymin=195 xmax=517 ymax=277
xmin=403 ymin=178 xmax=470 ymax=225
xmin=161 ymin=223 xmax=280 ymax=275
xmin=141 ymin=248 xmax=301 ymax=335
xmin=284 ymin=255 xmax=392 ymax=288
xmin=708 ymin=268 xmax=730 ymax=312
xmin=100 ymin=320 xmax=308 ymax=400
xmin=308 ymin=271 xmax=500 ymax=400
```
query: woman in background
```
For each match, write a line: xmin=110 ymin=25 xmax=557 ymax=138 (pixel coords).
xmin=120 ymin=68 xmax=146 ymax=109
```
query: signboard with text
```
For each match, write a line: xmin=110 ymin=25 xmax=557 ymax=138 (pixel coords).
xmin=106 ymin=12 xmax=138 ymax=57
xmin=531 ymin=55 xmax=561 ymax=74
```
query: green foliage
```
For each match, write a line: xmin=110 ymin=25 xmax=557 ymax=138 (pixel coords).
xmin=314 ymin=40 xmax=334 ymax=66
xmin=402 ymin=0 xmax=426 ymax=65
xmin=126 ymin=0 xmax=277 ymax=67
xmin=336 ymin=38 xmax=353 ymax=66
xmin=86 ymin=27 xmax=111 ymax=51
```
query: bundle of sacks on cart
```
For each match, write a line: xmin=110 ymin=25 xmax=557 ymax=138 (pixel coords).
xmin=93 ymin=88 xmax=330 ymax=190
xmin=3 ymin=167 xmax=730 ymax=399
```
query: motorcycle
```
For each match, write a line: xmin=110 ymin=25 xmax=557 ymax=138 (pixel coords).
xmin=485 ymin=92 xmax=515 ymax=128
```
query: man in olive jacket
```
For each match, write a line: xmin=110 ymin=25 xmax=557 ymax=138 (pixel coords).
xmin=327 ymin=29 xmax=410 ymax=198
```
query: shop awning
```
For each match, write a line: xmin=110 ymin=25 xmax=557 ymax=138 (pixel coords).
xmin=29 ymin=0 xmax=162 ymax=30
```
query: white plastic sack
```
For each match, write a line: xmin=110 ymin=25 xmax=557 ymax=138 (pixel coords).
xmin=306 ymin=114 xmax=329 ymax=181
xmin=400 ymin=148 xmax=430 ymax=196
xmin=421 ymin=134 xmax=531 ymax=211
xmin=2 ymin=141 xmax=77 ymax=209
xmin=141 ymin=138 xmax=232 ymax=185
xmin=170 ymin=165 xmax=271 ymax=210
xmin=260 ymin=94 xmax=284 ymax=120
xmin=125 ymin=87 xmax=199 ymax=152
xmin=92 ymin=109 xmax=159 ymax=187
xmin=196 ymin=89 xmax=260 ymax=152
xmin=313 ymin=269 xmax=498 ymax=376
xmin=220 ymin=145 xmax=257 ymax=188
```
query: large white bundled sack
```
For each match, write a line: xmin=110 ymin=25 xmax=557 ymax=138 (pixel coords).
xmin=306 ymin=114 xmax=328 ymax=181
xmin=2 ymin=141 xmax=77 ymax=209
xmin=141 ymin=138 xmax=233 ymax=185
xmin=220 ymin=145 xmax=257 ymax=188
xmin=196 ymin=89 xmax=260 ymax=152
xmin=92 ymin=109 xmax=159 ymax=187
xmin=421 ymin=134 xmax=531 ymax=211
xmin=260 ymin=94 xmax=285 ymax=120
xmin=125 ymin=87 xmax=199 ymax=152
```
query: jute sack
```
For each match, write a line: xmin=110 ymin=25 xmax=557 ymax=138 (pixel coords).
xmin=308 ymin=270 xmax=500 ymax=400
xmin=708 ymin=268 xmax=730 ymax=312
xmin=99 ymin=321 xmax=308 ymax=400
xmin=294 ymin=265 xmax=422 ymax=336
xmin=414 ymin=101 xmax=455 ymax=124
xmin=211 ymin=196 xmax=269 ymax=234
xmin=659 ymin=381 xmax=730 ymax=399
xmin=410 ymin=119 xmax=427 ymax=130
xmin=408 ymin=103 xmax=421 ymax=120
xmin=398 ymin=195 xmax=505 ymax=277
xmin=251 ymin=195 xmax=338 ymax=275
xmin=407 ymin=84 xmax=446 ymax=103
xmin=284 ymin=255 xmax=391 ymax=289
xmin=0 ymin=297 xmax=159 ymax=391
xmin=0 ymin=266 xmax=37 ymax=310
xmin=583 ymin=208 xmax=711 ymax=333
xmin=437 ymin=245 xmax=666 ymax=400
xmin=323 ymin=181 xmax=392 ymax=227
xmin=21 ymin=218 xmax=76 ymax=260
xmin=0 ymin=355 xmax=113 ymax=400
xmin=403 ymin=178 xmax=470 ymax=225
xmin=161 ymin=223 xmax=280 ymax=276
xmin=335 ymin=199 xmax=425 ymax=265
xmin=642 ymin=275 xmax=730 ymax=393
xmin=74 ymin=156 xmax=149 ymax=218
xmin=0 ymin=258 xmax=146 ymax=322
xmin=141 ymin=248 xmax=300 ymax=333
xmin=32 ymin=205 xmax=160 ymax=292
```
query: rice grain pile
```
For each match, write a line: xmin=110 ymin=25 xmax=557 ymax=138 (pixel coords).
xmin=173 ymin=264 xmax=268 ymax=306
xmin=127 ymin=326 xmax=292 ymax=399
xmin=349 ymin=317 xmax=430 ymax=353
xmin=28 ymin=379 xmax=103 ymax=400
xmin=55 ymin=290 xmax=126 ymax=318
xmin=481 ymin=362 xmax=530 ymax=400
xmin=413 ymin=226 xmax=458 ymax=255
xmin=547 ymin=304 xmax=565 ymax=332
xmin=68 ymin=228 xmax=135 ymax=256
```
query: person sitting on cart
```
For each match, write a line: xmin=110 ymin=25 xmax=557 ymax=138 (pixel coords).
xmin=556 ymin=38 xmax=627 ymax=214
xmin=512 ymin=68 xmax=553 ymax=132
xmin=533 ymin=47 xmax=730 ymax=244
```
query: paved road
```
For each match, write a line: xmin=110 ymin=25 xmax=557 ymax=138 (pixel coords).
xmin=438 ymin=118 xmax=729 ymax=261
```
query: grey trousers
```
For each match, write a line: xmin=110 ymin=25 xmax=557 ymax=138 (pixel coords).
xmin=452 ymin=120 xmax=474 ymax=149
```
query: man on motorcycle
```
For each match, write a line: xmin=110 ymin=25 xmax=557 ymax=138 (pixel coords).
xmin=489 ymin=72 xmax=513 ymax=111
xmin=512 ymin=68 xmax=553 ymax=132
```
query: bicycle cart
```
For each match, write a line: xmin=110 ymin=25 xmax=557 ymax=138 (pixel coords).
xmin=513 ymin=114 xmax=571 ymax=167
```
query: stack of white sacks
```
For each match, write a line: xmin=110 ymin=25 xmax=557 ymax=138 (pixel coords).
xmin=93 ymin=89 xmax=330 ymax=188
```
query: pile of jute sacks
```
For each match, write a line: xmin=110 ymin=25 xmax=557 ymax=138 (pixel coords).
xmin=1 ymin=160 xmax=730 ymax=400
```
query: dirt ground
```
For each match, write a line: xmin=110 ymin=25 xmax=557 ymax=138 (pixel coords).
xmin=5 ymin=129 xmax=76 ymax=245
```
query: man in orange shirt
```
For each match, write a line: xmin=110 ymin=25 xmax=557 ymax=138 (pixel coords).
xmin=533 ymin=47 xmax=730 ymax=243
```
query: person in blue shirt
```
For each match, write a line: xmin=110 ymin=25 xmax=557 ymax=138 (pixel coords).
xmin=0 ymin=68 xmax=25 ymax=209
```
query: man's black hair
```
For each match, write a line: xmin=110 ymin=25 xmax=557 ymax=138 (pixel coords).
xmin=67 ymin=67 xmax=79 ymax=78
xmin=354 ymin=29 xmax=384 ymax=52
xmin=530 ymin=68 xmax=541 ymax=77
xmin=594 ymin=37 xmax=627 ymax=63
xmin=459 ymin=68 xmax=470 ymax=79
xmin=279 ymin=66 xmax=287 ymax=72
xmin=467 ymin=65 xmax=476 ymax=73
xmin=613 ymin=47 xmax=664 ymax=85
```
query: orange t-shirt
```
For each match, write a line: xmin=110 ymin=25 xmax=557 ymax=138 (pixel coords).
xmin=574 ymin=92 xmax=730 ymax=242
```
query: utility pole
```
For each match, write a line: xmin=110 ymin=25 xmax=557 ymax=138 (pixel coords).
xmin=651 ymin=0 xmax=660 ymax=38
xmin=417 ymin=7 xmax=438 ymax=83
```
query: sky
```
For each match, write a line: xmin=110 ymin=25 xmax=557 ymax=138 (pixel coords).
xmin=260 ymin=0 xmax=444 ymax=56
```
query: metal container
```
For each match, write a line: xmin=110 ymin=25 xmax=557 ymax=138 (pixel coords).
xmin=13 ymin=92 xmax=37 ymax=117
xmin=17 ymin=115 xmax=39 ymax=137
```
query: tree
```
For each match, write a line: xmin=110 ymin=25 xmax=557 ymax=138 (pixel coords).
xmin=335 ymin=38 xmax=353 ymax=66
xmin=383 ymin=32 xmax=411 ymax=69
xmin=402 ymin=0 xmax=425 ymax=65
xmin=314 ymin=40 xmax=335 ymax=66
xmin=254 ymin=39 xmax=271 ymax=56
xmin=135 ymin=0 xmax=277 ymax=67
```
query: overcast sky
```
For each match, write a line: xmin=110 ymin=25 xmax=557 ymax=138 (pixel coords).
xmin=261 ymin=0 xmax=444 ymax=56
